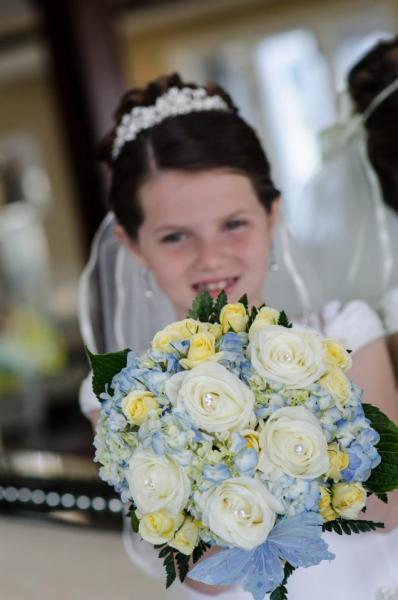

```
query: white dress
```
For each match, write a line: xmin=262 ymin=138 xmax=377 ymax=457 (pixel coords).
xmin=80 ymin=300 xmax=398 ymax=599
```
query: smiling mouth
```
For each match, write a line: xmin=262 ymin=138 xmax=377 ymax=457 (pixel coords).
xmin=192 ymin=277 xmax=239 ymax=296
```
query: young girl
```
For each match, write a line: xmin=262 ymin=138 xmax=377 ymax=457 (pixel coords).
xmin=79 ymin=73 xmax=398 ymax=599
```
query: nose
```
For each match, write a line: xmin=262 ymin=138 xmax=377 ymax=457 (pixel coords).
xmin=195 ymin=236 xmax=226 ymax=272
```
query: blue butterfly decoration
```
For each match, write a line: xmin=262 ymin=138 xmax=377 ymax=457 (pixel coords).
xmin=188 ymin=513 xmax=334 ymax=600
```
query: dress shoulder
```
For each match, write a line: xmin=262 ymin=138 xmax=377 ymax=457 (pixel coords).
xmin=320 ymin=299 xmax=385 ymax=353
xmin=79 ymin=372 xmax=100 ymax=417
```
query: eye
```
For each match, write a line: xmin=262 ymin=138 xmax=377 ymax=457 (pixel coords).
xmin=161 ymin=231 xmax=187 ymax=243
xmin=224 ymin=219 xmax=247 ymax=231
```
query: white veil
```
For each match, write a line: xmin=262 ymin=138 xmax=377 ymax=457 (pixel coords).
xmin=78 ymin=211 xmax=322 ymax=354
xmin=79 ymin=212 xmax=175 ymax=354
xmin=290 ymin=80 xmax=398 ymax=315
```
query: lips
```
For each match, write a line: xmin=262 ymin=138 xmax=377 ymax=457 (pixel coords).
xmin=192 ymin=277 xmax=239 ymax=298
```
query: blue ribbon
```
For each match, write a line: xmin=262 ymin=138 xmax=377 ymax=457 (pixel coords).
xmin=188 ymin=513 xmax=334 ymax=600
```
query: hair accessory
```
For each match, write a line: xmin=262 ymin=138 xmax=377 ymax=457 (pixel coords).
xmin=112 ymin=86 xmax=230 ymax=159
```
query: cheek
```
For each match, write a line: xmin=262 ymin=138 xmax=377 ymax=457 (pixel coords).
xmin=145 ymin=245 xmax=193 ymax=285
xmin=234 ymin=228 xmax=270 ymax=268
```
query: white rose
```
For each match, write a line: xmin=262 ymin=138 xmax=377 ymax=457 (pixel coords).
xmin=258 ymin=406 xmax=329 ymax=479
xmin=126 ymin=449 xmax=191 ymax=514
xmin=168 ymin=361 xmax=255 ymax=433
xmin=249 ymin=325 xmax=325 ymax=387
xmin=203 ymin=476 xmax=284 ymax=549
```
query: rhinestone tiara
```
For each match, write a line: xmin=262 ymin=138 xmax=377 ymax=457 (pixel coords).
xmin=112 ymin=86 xmax=230 ymax=159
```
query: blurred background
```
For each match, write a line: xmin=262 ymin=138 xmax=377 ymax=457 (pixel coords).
xmin=0 ymin=0 xmax=396 ymax=598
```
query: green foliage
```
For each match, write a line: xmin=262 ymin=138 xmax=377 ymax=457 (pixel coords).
xmin=363 ymin=403 xmax=398 ymax=494
xmin=322 ymin=518 xmax=384 ymax=535
xmin=270 ymin=562 xmax=295 ymax=600
xmin=277 ymin=310 xmax=292 ymax=328
xmin=175 ymin=552 xmax=190 ymax=582
xmin=192 ymin=540 xmax=210 ymax=564
xmin=188 ymin=292 xmax=214 ymax=322
xmin=375 ymin=492 xmax=388 ymax=504
xmin=157 ymin=545 xmax=196 ymax=587
xmin=238 ymin=293 xmax=249 ymax=310
xmin=247 ymin=305 xmax=259 ymax=328
xmin=86 ymin=347 xmax=129 ymax=400
xmin=212 ymin=290 xmax=228 ymax=322
xmin=164 ymin=551 xmax=176 ymax=588
xmin=188 ymin=291 xmax=255 ymax=324
xmin=130 ymin=509 xmax=139 ymax=533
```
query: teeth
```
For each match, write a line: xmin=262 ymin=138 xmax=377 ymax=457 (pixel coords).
xmin=205 ymin=280 xmax=227 ymax=291
xmin=194 ymin=278 xmax=237 ymax=292
xmin=196 ymin=279 xmax=234 ymax=292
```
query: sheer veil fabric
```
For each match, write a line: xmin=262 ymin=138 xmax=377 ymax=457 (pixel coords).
xmin=289 ymin=88 xmax=398 ymax=335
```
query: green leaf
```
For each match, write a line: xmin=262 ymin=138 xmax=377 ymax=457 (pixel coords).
xmin=211 ymin=290 xmax=228 ymax=322
xmin=270 ymin=583 xmax=288 ymax=600
xmin=238 ymin=293 xmax=249 ymax=310
xmin=375 ymin=492 xmax=388 ymax=504
xmin=164 ymin=552 xmax=177 ymax=588
xmin=247 ymin=305 xmax=259 ymax=328
xmin=86 ymin=347 xmax=129 ymax=400
xmin=158 ymin=545 xmax=171 ymax=558
xmin=322 ymin=518 xmax=384 ymax=535
xmin=187 ymin=292 xmax=214 ymax=322
xmin=130 ymin=509 xmax=139 ymax=533
xmin=192 ymin=540 xmax=210 ymax=564
xmin=175 ymin=551 xmax=190 ymax=582
xmin=277 ymin=310 xmax=292 ymax=328
xmin=363 ymin=404 xmax=398 ymax=494
xmin=270 ymin=562 xmax=295 ymax=600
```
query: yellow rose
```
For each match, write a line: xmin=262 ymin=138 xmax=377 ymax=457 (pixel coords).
xmin=332 ymin=482 xmax=367 ymax=519
xmin=122 ymin=390 xmax=159 ymax=425
xmin=319 ymin=368 xmax=351 ymax=410
xmin=248 ymin=307 xmax=280 ymax=339
xmin=318 ymin=486 xmax=337 ymax=522
xmin=169 ymin=517 xmax=200 ymax=555
xmin=323 ymin=339 xmax=352 ymax=372
xmin=180 ymin=331 xmax=217 ymax=369
xmin=206 ymin=322 xmax=222 ymax=339
xmin=240 ymin=428 xmax=260 ymax=452
xmin=327 ymin=443 xmax=349 ymax=482
xmin=220 ymin=303 xmax=248 ymax=334
xmin=152 ymin=319 xmax=202 ymax=352
xmin=139 ymin=510 xmax=183 ymax=545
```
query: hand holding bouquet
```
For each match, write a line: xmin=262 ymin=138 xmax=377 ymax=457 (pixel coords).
xmin=90 ymin=293 xmax=398 ymax=599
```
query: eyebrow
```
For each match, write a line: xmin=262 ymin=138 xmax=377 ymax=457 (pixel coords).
xmin=153 ymin=209 xmax=251 ymax=234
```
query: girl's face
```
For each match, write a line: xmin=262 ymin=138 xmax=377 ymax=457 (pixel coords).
xmin=118 ymin=170 xmax=280 ymax=319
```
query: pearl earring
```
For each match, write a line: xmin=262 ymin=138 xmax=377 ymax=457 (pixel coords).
xmin=270 ymin=243 xmax=279 ymax=272
xmin=143 ymin=269 xmax=154 ymax=299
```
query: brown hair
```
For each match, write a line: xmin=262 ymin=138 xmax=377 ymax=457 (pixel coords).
xmin=99 ymin=73 xmax=280 ymax=239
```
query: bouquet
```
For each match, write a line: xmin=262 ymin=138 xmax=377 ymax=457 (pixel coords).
xmin=90 ymin=293 xmax=398 ymax=599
